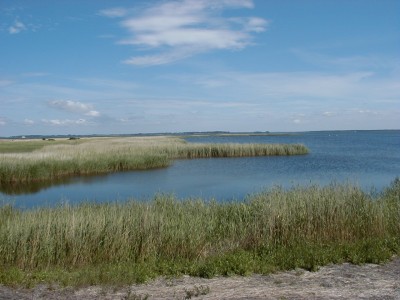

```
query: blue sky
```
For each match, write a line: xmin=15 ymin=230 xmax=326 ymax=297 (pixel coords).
xmin=0 ymin=0 xmax=399 ymax=136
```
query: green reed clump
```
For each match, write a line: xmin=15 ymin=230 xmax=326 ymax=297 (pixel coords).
xmin=0 ymin=137 xmax=308 ymax=183
xmin=169 ymin=143 xmax=308 ymax=158
xmin=0 ymin=180 xmax=399 ymax=286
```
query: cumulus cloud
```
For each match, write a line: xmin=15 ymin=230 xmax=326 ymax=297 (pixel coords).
xmin=48 ymin=100 xmax=101 ymax=117
xmin=8 ymin=20 xmax=26 ymax=34
xmin=101 ymin=0 xmax=267 ymax=65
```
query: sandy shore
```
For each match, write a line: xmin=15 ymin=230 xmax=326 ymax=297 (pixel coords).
xmin=1 ymin=257 xmax=399 ymax=299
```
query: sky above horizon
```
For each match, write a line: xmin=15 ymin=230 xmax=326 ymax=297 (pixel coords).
xmin=1 ymin=0 xmax=399 ymax=136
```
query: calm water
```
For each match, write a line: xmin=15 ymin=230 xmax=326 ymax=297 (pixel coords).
xmin=1 ymin=130 xmax=399 ymax=208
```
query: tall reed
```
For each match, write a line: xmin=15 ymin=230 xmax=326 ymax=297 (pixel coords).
xmin=0 ymin=137 xmax=308 ymax=183
xmin=0 ymin=180 xmax=398 ymax=285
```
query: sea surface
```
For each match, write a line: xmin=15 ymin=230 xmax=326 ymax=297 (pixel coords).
xmin=1 ymin=130 xmax=399 ymax=208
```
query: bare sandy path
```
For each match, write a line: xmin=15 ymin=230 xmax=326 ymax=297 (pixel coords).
xmin=1 ymin=257 xmax=399 ymax=299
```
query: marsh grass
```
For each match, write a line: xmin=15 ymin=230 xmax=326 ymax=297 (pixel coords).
xmin=0 ymin=139 xmax=81 ymax=153
xmin=0 ymin=137 xmax=308 ymax=183
xmin=0 ymin=180 xmax=399 ymax=286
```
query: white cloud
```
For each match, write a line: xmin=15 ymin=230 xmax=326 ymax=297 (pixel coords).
xmin=8 ymin=20 xmax=26 ymax=34
xmin=0 ymin=118 xmax=6 ymax=125
xmin=98 ymin=7 xmax=128 ymax=18
xmin=101 ymin=0 xmax=267 ymax=65
xmin=222 ymin=0 xmax=254 ymax=8
xmin=292 ymin=49 xmax=399 ymax=71
xmin=190 ymin=71 xmax=387 ymax=101
xmin=85 ymin=110 xmax=100 ymax=117
xmin=123 ymin=49 xmax=195 ymax=66
xmin=22 ymin=72 xmax=48 ymax=78
xmin=24 ymin=119 xmax=35 ymax=125
xmin=231 ymin=17 xmax=268 ymax=33
xmin=48 ymin=99 xmax=92 ymax=113
xmin=245 ymin=17 xmax=268 ymax=32
xmin=41 ymin=119 xmax=88 ymax=126
xmin=357 ymin=109 xmax=380 ymax=115
xmin=48 ymin=100 xmax=100 ymax=117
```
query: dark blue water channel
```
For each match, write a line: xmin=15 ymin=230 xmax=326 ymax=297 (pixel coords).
xmin=1 ymin=130 xmax=399 ymax=208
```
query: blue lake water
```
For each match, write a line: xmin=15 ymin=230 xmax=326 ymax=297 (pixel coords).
xmin=1 ymin=130 xmax=399 ymax=208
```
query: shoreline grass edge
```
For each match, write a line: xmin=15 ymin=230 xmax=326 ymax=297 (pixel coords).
xmin=0 ymin=179 xmax=399 ymax=287
xmin=0 ymin=137 xmax=308 ymax=184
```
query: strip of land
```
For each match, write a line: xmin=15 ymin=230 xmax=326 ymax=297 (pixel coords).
xmin=1 ymin=257 xmax=399 ymax=299
xmin=0 ymin=136 xmax=308 ymax=183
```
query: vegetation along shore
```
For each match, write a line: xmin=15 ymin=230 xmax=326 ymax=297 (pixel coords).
xmin=0 ymin=136 xmax=308 ymax=184
xmin=0 ymin=179 xmax=399 ymax=287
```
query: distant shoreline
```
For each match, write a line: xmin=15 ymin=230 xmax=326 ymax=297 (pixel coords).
xmin=2 ymin=129 xmax=399 ymax=140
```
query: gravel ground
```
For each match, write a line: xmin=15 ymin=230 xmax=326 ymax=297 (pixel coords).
xmin=1 ymin=257 xmax=399 ymax=300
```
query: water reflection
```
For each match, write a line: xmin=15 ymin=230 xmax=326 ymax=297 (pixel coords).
xmin=0 ymin=174 xmax=109 ymax=195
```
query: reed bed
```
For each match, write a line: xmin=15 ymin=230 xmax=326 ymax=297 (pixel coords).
xmin=0 ymin=137 xmax=308 ymax=183
xmin=0 ymin=180 xmax=399 ymax=286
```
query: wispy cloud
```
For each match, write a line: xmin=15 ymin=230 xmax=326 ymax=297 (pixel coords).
xmin=98 ymin=7 xmax=129 ymax=18
xmin=8 ymin=20 xmax=26 ymax=34
xmin=23 ymin=119 xmax=35 ymax=125
xmin=100 ymin=0 xmax=268 ymax=66
xmin=291 ymin=48 xmax=399 ymax=71
xmin=122 ymin=48 xmax=195 ymax=66
xmin=187 ymin=70 xmax=400 ymax=103
xmin=22 ymin=72 xmax=49 ymax=78
xmin=356 ymin=109 xmax=380 ymax=115
xmin=41 ymin=119 xmax=89 ymax=126
xmin=322 ymin=111 xmax=336 ymax=117
xmin=85 ymin=110 xmax=100 ymax=117
xmin=47 ymin=100 xmax=100 ymax=117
